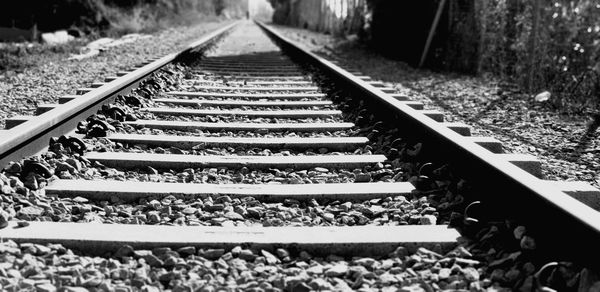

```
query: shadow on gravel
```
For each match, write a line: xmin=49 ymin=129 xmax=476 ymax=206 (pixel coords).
xmin=571 ymin=114 xmax=600 ymax=161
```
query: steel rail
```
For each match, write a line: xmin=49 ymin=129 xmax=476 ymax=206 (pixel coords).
xmin=0 ymin=21 xmax=240 ymax=167
xmin=256 ymin=21 xmax=600 ymax=265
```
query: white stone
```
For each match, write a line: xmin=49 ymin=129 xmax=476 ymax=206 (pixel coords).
xmin=325 ymin=264 xmax=348 ymax=277
xmin=41 ymin=30 xmax=73 ymax=45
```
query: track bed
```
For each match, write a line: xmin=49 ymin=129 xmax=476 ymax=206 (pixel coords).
xmin=0 ymin=20 xmax=598 ymax=292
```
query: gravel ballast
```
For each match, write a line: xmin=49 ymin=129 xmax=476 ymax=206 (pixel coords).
xmin=2 ymin=21 xmax=599 ymax=291
xmin=0 ymin=241 xmax=513 ymax=292
xmin=0 ymin=20 xmax=231 ymax=129
xmin=265 ymin=23 xmax=600 ymax=291
xmin=270 ymin=24 xmax=600 ymax=188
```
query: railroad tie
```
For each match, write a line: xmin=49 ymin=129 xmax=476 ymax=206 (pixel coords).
xmin=196 ymin=65 xmax=300 ymax=70
xmin=192 ymin=75 xmax=309 ymax=80
xmin=463 ymin=136 xmax=504 ymax=153
xmin=547 ymin=180 xmax=600 ymax=211
xmin=46 ymin=180 xmax=415 ymax=202
xmin=177 ymin=85 xmax=320 ymax=91
xmin=0 ymin=222 xmax=460 ymax=256
xmin=181 ymin=80 xmax=316 ymax=87
xmin=145 ymin=108 xmax=341 ymax=118
xmin=153 ymin=98 xmax=332 ymax=108
xmin=4 ymin=116 xmax=32 ymax=129
xmin=85 ymin=152 xmax=388 ymax=170
xmin=123 ymin=120 xmax=355 ymax=132
xmin=107 ymin=134 xmax=367 ymax=151
xmin=193 ymin=69 xmax=303 ymax=74
xmin=167 ymin=91 xmax=326 ymax=99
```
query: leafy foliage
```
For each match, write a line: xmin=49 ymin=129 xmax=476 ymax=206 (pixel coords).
xmin=0 ymin=0 xmax=247 ymax=35
xmin=480 ymin=0 xmax=600 ymax=113
xmin=270 ymin=0 xmax=600 ymax=113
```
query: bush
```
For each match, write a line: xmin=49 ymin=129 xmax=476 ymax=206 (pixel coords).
xmin=270 ymin=0 xmax=600 ymax=113
xmin=480 ymin=0 xmax=600 ymax=113
xmin=0 ymin=0 xmax=247 ymax=36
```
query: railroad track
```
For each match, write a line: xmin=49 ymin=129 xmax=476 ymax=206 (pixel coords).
xmin=0 ymin=20 xmax=599 ymax=290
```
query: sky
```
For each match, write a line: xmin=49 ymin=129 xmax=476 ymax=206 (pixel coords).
xmin=248 ymin=0 xmax=274 ymax=21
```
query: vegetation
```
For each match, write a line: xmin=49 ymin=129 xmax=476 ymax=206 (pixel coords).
xmin=0 ymin=0 xmax=246 ymax=36
xmin=269 ymin=0 xmax=600 ymax=114
xmin=478 ymin=0 xmax=600 ymax=114
xmin=100 ymin=0 xmax=247 ymax=35
xmin=361 ymin=0 xmax=600 ymax=114
xmin=0 ymin=0 xmax=246 ymax=71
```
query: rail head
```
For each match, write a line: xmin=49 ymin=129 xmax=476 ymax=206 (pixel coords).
xmin=0 ymin=20 xmax=241 ymax=167
xmin=255 ymin=21 xmax=600 ymax=264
